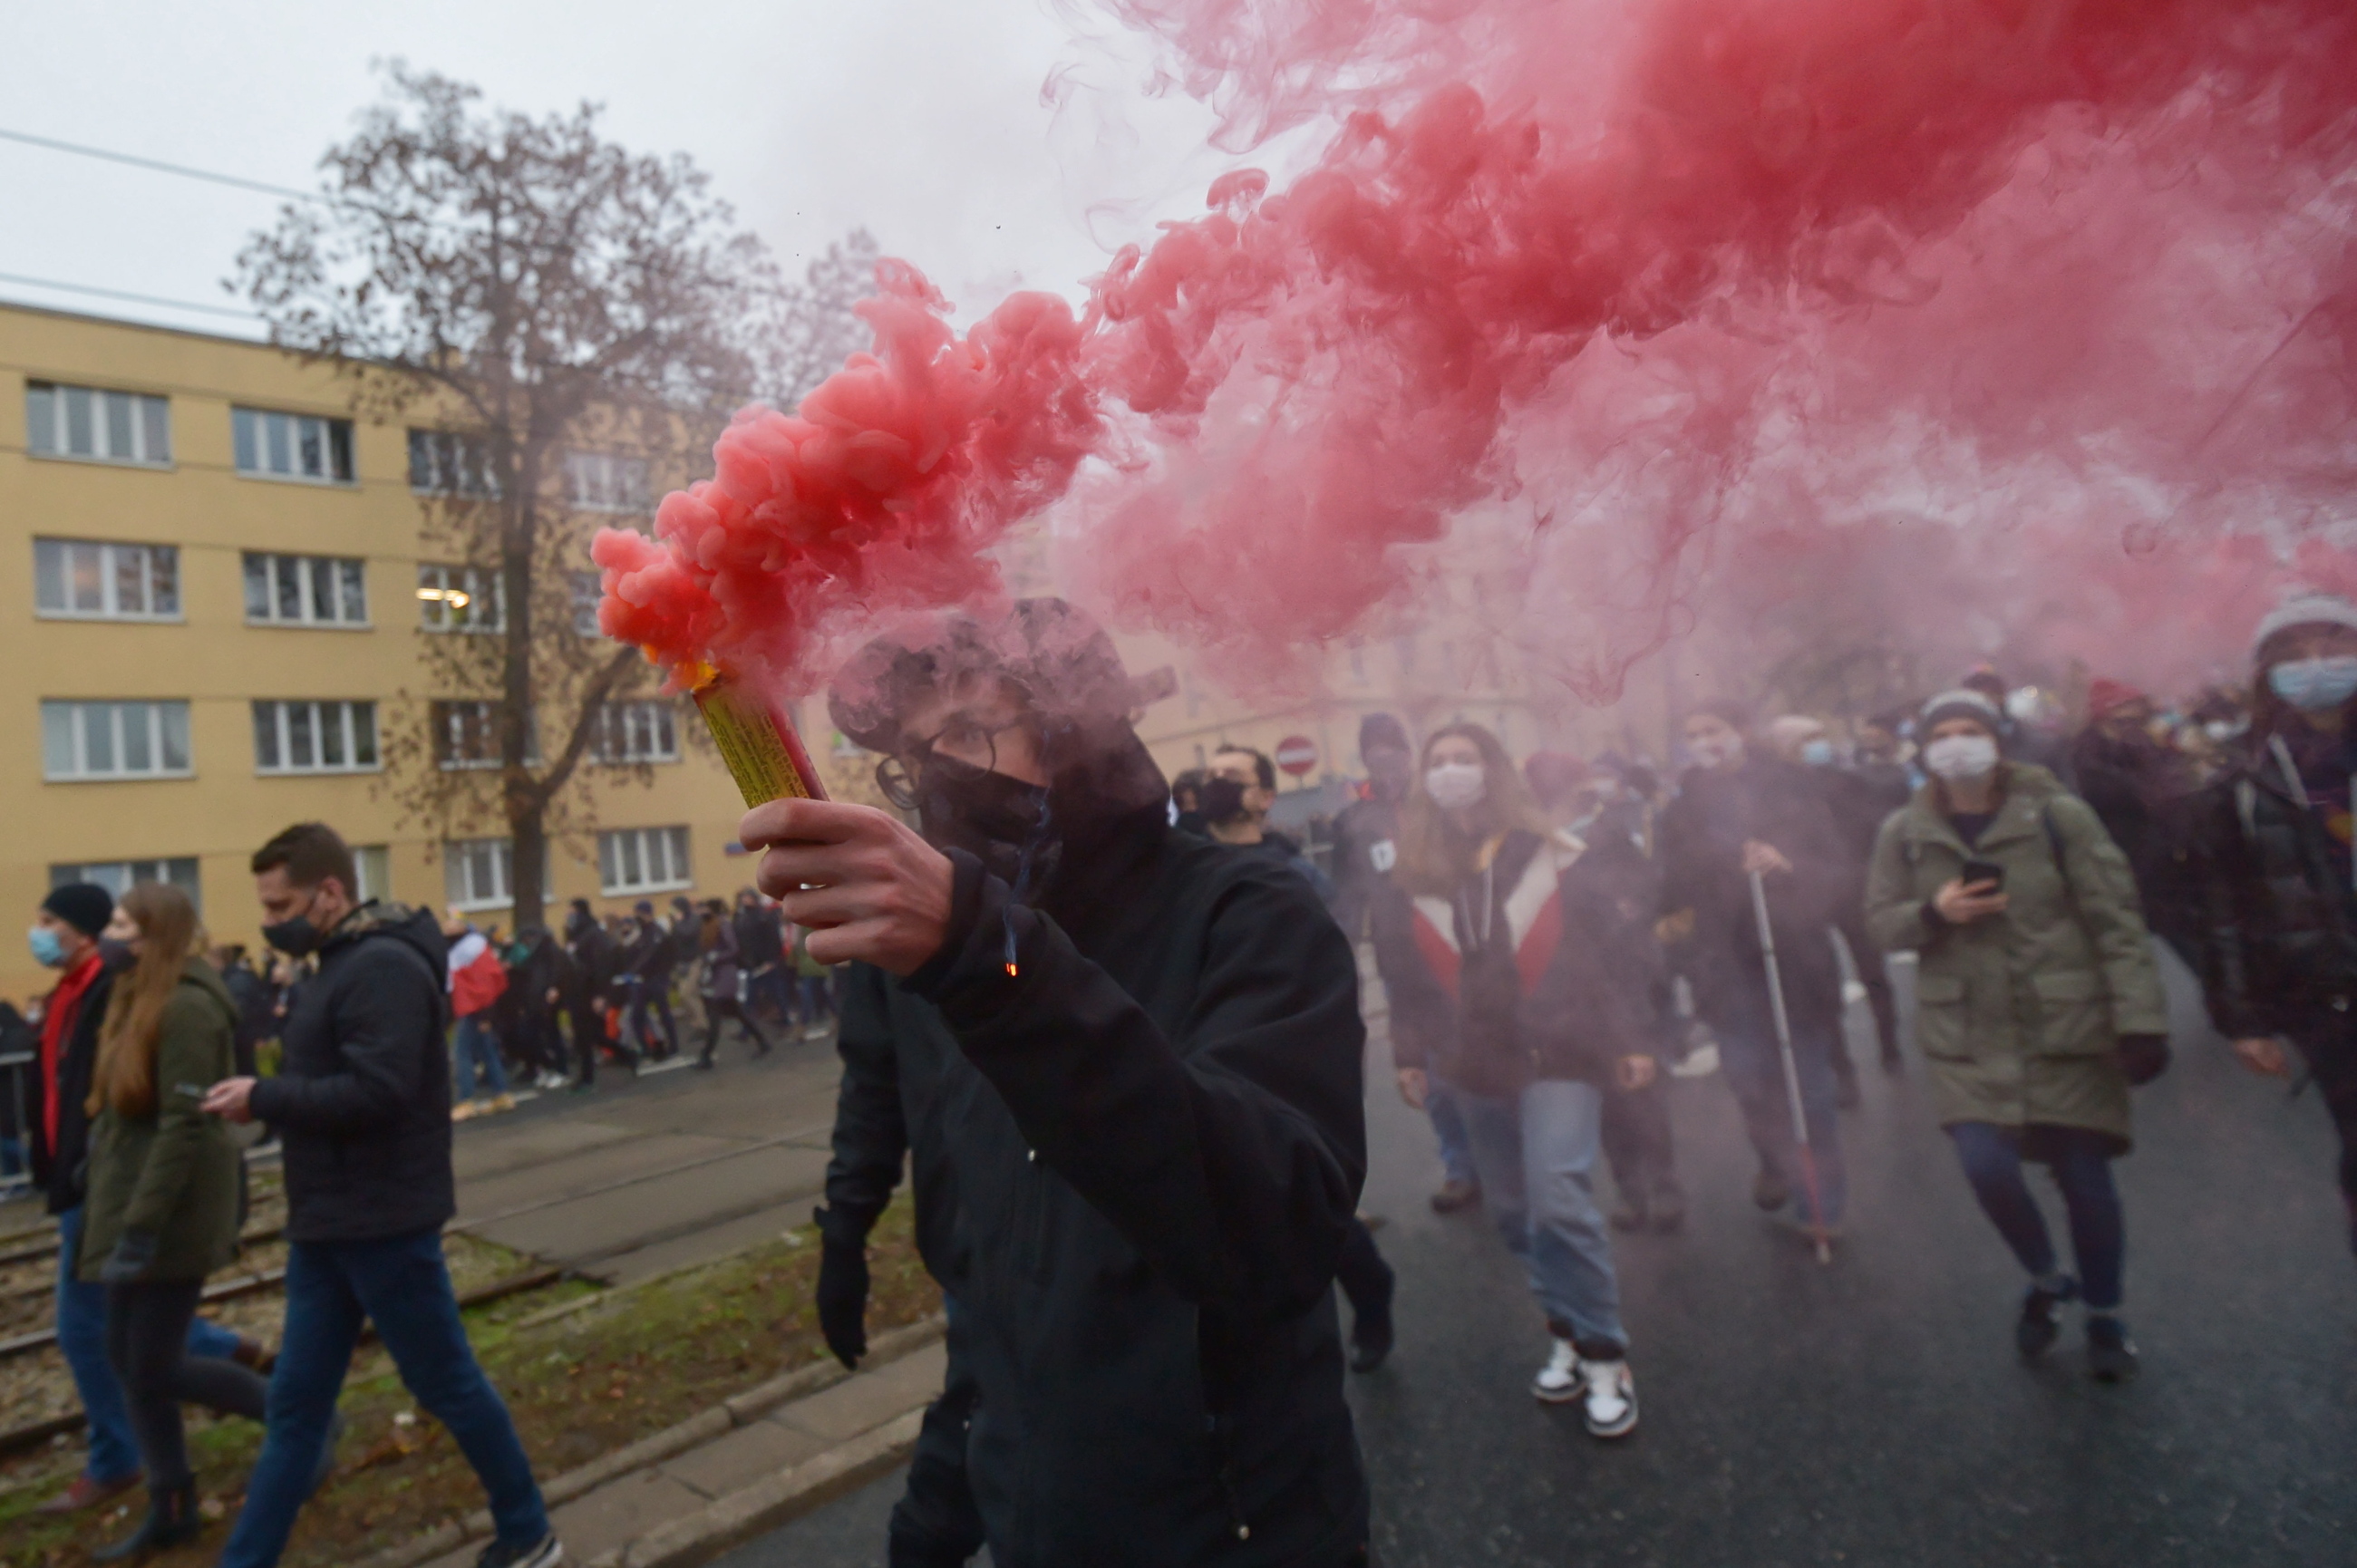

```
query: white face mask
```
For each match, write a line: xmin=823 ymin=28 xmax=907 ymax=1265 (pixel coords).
xmin=1425 ymin=761 xmax=1488 ymax=810
xmin=1923 ymin=733 xmax=2000 ymax=783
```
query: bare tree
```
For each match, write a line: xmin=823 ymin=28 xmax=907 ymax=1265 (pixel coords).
xmin=765 ymin=229 xmax=881 ymax=407
xmin=237 ymin=63 xmax=868 ymax=929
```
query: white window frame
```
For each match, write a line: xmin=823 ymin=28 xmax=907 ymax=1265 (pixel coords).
xmin=354 ymin=845 xmax=393 ymax=904
xmin=42 ymin=700 xmax=194 ymax=781
xmin=242 ymin=553 xmax=369 ymax=627
xmin=418 ymin=564 xmax=506 ymax=633
xmin=432 ymin=701 xmax=538 ymax=770
xmin=598 ymin=827 xmax=692 ymax=895
xmin=590 ymin=701 xmax=681 ymax=764
xmin=252 ymin=700 xmax=380 ymax=775
xmin=443 ymin=837 xmax=516 ymax=912
xmin=25 ymin=382 xmax=171 ymax=467
xmin=231 ymin=405 xmax=354 ymax=485
xmin=34 ymin=538 xmax=182 ymax=622
xmin=407 ymin=429 xmax=502 ymax=498
xmin=571 ymin=571 xmax=604 ymax=638
xmin=564 ymin=449 xmax=651 ymax=514
xmin=51 ymin=858 xmax=201 ymax=908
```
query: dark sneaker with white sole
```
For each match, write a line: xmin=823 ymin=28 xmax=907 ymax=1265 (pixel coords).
xmin=475 ymin=1534 xmax=563 ymax=1568
xmin=2016 ymin=1277 xmax=2079 ymax=1359
xmin=2086 ymin=1315 xmax=2139 ymax=1382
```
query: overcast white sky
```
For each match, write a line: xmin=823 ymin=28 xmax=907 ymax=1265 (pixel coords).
xmin=1 ymin=0 xmax=1307 ymax=338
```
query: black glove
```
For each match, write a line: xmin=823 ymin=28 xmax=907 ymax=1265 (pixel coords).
xmin=99 ymin=1229 xmax=159 ymax=1284
xmin=813 ymin=1205 xmax=872 ymax=1370
xmin=2115 ymin=1033 xmax=2170 ymax=1087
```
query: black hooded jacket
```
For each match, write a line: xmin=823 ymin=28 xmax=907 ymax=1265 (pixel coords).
xmin=247 ymin=903 xmax=453 ymax=1244
xmin=823 ymin=727 xmax=1371 ymax=1568
xmin=1657 ymin=757 xmax=1853 ymax=1034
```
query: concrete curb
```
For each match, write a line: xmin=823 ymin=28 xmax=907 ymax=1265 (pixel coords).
xmin=587 ymin=1408 xmax=925 ymax=1568
xmin=354 ymin=1315 xmax=945 ymax=1568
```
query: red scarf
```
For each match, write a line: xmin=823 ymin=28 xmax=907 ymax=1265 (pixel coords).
xmin=40 ymin=951 xmax=103 ymax=1152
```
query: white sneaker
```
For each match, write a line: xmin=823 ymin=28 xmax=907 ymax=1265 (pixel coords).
xmin=1531 ymin=1338 xmax=1581 ymax=1403
xmin=1578 ymin=1358 xmax=1639 ymax=1438
xmin=1670 ymin=1041 xmax=1721 ymax=1079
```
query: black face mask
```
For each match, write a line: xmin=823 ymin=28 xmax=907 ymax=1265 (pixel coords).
xmin=916 ymin=752 xmax=1054 ymax=887
xmin=262 ymin=912 xmax=321 ymax=958
xmin=1197 ymin=776 xmax=1248 ymax=826
xmin=96 ymin=936 xmax=136 ymax=969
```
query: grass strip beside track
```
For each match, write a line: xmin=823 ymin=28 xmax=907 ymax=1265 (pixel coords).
xmin=0 ymin=1195 xmax=936 ymax=1568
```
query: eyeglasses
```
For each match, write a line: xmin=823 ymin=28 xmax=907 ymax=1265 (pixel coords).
xmin=873 ymin=714 xmax=1030 ymax=811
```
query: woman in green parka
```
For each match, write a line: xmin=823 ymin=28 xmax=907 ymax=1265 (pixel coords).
xmin=1867 ymin=690 xmax=2170 ymax=1383
xmin=81 ymin=881 xmax=268 ymax=1559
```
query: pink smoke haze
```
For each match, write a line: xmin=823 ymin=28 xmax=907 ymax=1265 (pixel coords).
xmin=601 ymin=0 xmax=2357 ymax=702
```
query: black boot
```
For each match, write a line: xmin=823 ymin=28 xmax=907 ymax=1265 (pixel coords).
xmin=93 ymin=1479 xmax=199 ymax=1561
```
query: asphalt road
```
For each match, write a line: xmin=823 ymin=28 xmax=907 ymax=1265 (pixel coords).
xmin=721 ymin=954 xmax=2357 ymax=1567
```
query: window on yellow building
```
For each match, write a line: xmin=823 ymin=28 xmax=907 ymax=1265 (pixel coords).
xmin=407 ymin=429 xmax=502 ymax=498
xmin=565 ymin=450 xmax=650 ymax=513
xmin=42 ymin=701 xmax=192 ymax=781
xmin=417 ymin=564 xmax=505 ymax=633
xmin=26 ymin=382 xmax=170 ymax=466
xmin=252 ymin=700 xmax=380 ymax=774
xmin=50 ymin=857 xmax=200 ymax=909
xmin=598 ymin=827 xmax=691 ymax=895
xmin=35 ymin=538 xmax=180 ymax=621
xmin=589 ymin=701 xmax=679 ymax=764
xmin=244 ymin=553 xmax=367 ymax=626
xmin=232 ymin=406 xmax=354 ymax=484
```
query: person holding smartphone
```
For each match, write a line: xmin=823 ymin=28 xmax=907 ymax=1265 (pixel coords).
xmin=1866 ymin=690 xmax=2168 ymax=1380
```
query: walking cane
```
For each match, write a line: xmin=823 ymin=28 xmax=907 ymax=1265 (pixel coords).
xmin=1749 ymin=867 xmax=1833 ymax=1264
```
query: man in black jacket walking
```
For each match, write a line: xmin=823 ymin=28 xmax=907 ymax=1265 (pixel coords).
xmin=201 ymin=824 xmax=558 ymax=1568
xmin=771 ymin=599 xmax=1371 ymax=1568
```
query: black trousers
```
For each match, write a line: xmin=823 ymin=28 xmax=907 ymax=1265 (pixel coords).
xmin=1334 ymin=1216 xmax=1394 ymax=1324
xmin=104 ymin=1279 xmax=268 ymax=1490
xmin=1601 ymin=1073 xmax=1679 ymax=1199
xmin=699 ymin=998 xmax=771 ymax=1063
xmin=2291 ymin=1015 xmax=2357 ymax=1220
xmin=889 ymin=1320 xmax=985 ymax=1568
xmin=628 ymin=979 xmax=681 ymax=1058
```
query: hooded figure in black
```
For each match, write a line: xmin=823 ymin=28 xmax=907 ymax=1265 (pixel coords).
xmin=791 ymin=598 xmax=1371 ymax=1568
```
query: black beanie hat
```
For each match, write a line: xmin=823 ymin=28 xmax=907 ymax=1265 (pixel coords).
xmin=1359 ymin=711 xmax=1411 ymax=756
xmin=42 ymin=883 xmax=114 ymax=939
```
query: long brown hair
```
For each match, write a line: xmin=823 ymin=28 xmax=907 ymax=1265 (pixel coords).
xmin=1393 ymin=722 xmax=1557 ymax=897
xmin=90 ymin=882 xmax=200 ymax=1119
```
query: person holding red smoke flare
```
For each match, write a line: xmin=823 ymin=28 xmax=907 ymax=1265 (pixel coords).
xmin=2186 ymin=594 xmax=2357 ymax=1265
xmin=767 ymin=599 xmax=1372 ymax=1568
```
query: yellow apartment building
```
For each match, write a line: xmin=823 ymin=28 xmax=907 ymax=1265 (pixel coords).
xmin=0 ymin=301 xmax=792 ymax=1004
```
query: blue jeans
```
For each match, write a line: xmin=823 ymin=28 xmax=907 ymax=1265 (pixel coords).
xmin=451 ymin=1012 xmax=509 ymax=1100
xmin=1715 ymin=1012 xmax=1848 ymax=1226
xmin=1459 ymin=1079 xmax=1627 ymax=1356
xmin=1426 ymin=1076 xmax=1477 ymax=1188
xmin=218 ymin=1230 xmax=548 ymax=1567
xmin=796 ymin=973 xmax=834 ymax=1028
xmin=55 ymin=1205 xmax=242 ymax=1484
xmin=1948 ymin=1122 xmax=2126 ymax=1311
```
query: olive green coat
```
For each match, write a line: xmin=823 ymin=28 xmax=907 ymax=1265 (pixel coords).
xmin=1866 ymin=764 xmax=2168 ymax=1150
xmin=77 ymin=960 xmax=243 ymax=1282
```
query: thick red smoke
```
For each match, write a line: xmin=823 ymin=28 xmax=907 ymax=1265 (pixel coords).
xmin=600 ymin=0 xmax=2357 ymax=702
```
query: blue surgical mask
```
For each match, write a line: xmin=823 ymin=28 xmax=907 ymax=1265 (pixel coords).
xmin=1799 ymin=739 xmax=1836 ymax=767
xmin=2268 ymin=655 xmax=2357 ymax=714
xmin=28 ymin=925 xmax=67 ymax=969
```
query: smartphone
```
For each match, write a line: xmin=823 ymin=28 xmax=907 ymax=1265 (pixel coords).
xmin=1959 ymin=858 xmax=2006 ymax=890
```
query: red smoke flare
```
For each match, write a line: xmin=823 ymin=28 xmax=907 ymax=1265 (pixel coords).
xmin=601 ymin=0 xmax=2357 ymax=700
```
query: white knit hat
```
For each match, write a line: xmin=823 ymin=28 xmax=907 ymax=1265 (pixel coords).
xmin=1918 ymin=688 xmax=2003 ymax=734
xmin=2251 ymin=592 xmax=2357 ymax=657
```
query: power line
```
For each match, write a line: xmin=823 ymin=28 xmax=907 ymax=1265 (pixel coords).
xmin=0 ymin=271 xmax=257 ymax=320
xmin=0 ymin=126 xmax=325 ymax=205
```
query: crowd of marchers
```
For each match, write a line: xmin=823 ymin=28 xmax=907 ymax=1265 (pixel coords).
xmin=11 ymin=587 xmax=2357 ymax=1568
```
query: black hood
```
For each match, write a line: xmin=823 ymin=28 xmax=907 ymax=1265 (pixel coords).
xmin=324 ymin=901 xmax=449 ymax=975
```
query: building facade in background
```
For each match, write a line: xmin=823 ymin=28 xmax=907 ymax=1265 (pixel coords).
xmin=0 ymin=302 xmax=762 ymax=1002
